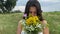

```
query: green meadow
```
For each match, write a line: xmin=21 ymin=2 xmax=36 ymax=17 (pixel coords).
xmin=0 ymin=12 xmax=60 ymax=34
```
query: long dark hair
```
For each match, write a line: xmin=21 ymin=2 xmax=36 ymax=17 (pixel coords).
xmin=23 ymin=0 xmax=44 ymax=21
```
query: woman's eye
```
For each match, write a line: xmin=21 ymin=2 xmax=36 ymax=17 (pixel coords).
xmin=34 ymin=12 xmax=36 ymax=14
xmin=30 ymin=12 xmax=36 ymax=14
xmin=30 ymin=12 xmax=32 ymax=13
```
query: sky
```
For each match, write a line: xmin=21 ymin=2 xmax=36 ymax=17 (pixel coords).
xmin=13 ymin=0 xmax=60 ymax=12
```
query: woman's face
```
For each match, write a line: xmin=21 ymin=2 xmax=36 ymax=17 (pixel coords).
xmin=29 ymin=6 xmax=37 ymax=16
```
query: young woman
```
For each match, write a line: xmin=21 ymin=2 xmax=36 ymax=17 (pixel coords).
xmin=17 ymin=0 xmax=49 ymax=34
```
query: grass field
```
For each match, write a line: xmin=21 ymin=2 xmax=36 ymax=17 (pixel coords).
xmin=0 ymin=12 xmax=60 ymax=34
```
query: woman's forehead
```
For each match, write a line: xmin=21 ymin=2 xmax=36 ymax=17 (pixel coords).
xmin=30 ymin=6 xmax=36 ymax=9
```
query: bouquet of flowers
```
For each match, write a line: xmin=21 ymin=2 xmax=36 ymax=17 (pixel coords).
xmin=21 ymin=14 xmax=43 ymax=34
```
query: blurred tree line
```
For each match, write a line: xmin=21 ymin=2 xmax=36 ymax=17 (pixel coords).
xmin=0 ymin=0 xmax=18 ymax=13
xmin=11 ymin=10 xmax=22 ymax=13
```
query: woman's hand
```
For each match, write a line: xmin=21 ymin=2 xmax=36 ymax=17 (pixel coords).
xmin=17 ymin=20 xmax=22 ymax=34
xmin=41 ymin=20 xmax=49 ymax=34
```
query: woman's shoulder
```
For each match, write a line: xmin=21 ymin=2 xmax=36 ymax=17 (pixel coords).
xmin=41 ymin=20 xmax=47 ymax=24
xmin=18 ymin=19 xmax=24 ymax=27
xmin=41 ymin=20 xmax=49 ymax=28
xmin=19 ymin=19 xmax=25 ymax=24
